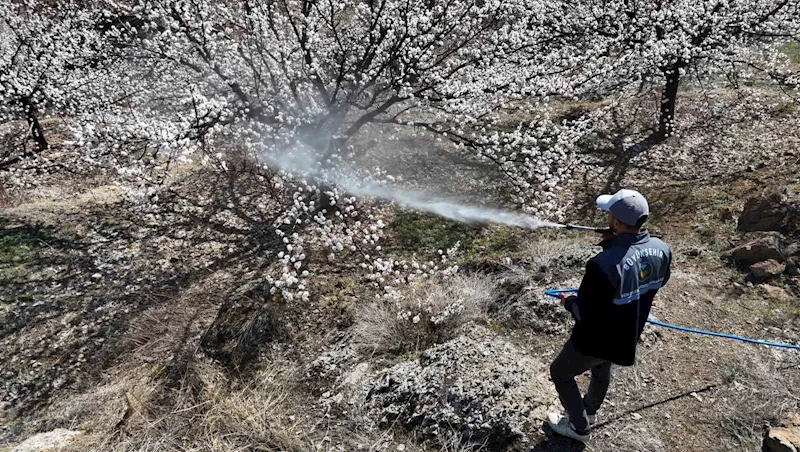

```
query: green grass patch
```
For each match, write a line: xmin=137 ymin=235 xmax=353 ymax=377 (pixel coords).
xmin=390 ymin=211 xmax=522 ymax=261
xmin=775 ymin=102 xmax=797 ymax=116
xmin=781 ymin=41 xmax=800 ymax=64
xmin=391 ymin=211 xmax=481 ymax=255
xmin=0 ymin=227 xmax=39 ymax=274
xmin=317 ymin=276 xmax=360 ymax=308
xmin=466 ymin=224 xmax=521 ymax=260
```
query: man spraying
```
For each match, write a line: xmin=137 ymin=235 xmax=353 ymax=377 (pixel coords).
xmin=546 ymin=189 xmax=673 ymax=442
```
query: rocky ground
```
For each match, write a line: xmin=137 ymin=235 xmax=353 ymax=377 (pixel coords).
xmin=1 ymin=95 xmax=800 ymax=452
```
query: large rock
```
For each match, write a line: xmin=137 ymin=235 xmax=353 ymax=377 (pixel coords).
xmin=727 ymin=232 xmax=786 ymax=266
xmin=738 ymin=187 xmax=800 ymax=237
xmin=12 ymin=429 xmax=83 ymax=452
xmin=764 ymin=413 xmax=800 ymax=452
xmin=366 ymin=325 xmax=557 ymax=448
xmin=750 ymin=260 xmax=786 ymax=282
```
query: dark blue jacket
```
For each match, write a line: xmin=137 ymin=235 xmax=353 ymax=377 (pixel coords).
xmin=564 ymin=231 xmax=672 ymax=366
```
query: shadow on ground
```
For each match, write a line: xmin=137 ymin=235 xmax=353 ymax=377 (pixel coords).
xmin=529 ymin=423 xmax=587 ymax=452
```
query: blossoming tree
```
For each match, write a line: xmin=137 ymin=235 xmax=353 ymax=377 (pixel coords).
xmin=0 ymin=1 xmax=106 ymax=170
xmin=60 ymin=0 xmax=590 ymax=300
xmin=538 ymin=0 xmax=800 ymax=148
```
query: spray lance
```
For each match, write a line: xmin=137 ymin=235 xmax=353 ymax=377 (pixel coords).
xmin=557 ymin=224 xmax=612 ymax=234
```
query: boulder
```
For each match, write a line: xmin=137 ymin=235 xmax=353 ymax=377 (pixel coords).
xmin=764 ymin=413 xmax=800 ymax=452
xmin=320 ymin=361 xmax=372 ymax=408
xmin=750 ymin=260 xmax=786 ymax=282
xmin=761 ymin=284 xmax=794 ymax=302
xmin=738 ymin=187 xmax=800 ymax=237
xmin=366 ymin=325 xmax=557 ymax=448
xmin=12 ymin=429 xmax=83 ymax=452
xmin=727 ymin=232 xmax=786 ymax=266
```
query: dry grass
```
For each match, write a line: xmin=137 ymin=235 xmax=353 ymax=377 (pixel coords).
xmin=79 ymin=359 xmax=311 ymax=452
xmin=496 ymin=234 xmax=592 ymax=295
xmin=652 ymin=270 xmax=720 ymax=308
xmin=524 ymin=235 xmax=589 ymax=271
xmin=353 ymin=273 xmax=498 ymax=355
xmin=600 ymin=421 xmax=667 ymax=452
xmin=195 ymin=362 xmax=309 ymax=451
xmin=718 ymin=356 xmax=800 ymax=450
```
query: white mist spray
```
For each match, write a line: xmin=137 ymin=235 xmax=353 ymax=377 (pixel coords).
xmin=341 ymin=179 xmax=562 ymax=229
xmin=265 ymin=141 xmax=563 ymax=230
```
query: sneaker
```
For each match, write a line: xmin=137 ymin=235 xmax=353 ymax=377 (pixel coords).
xmin=546 ymin=413 xmax=590 ymax=442
xmin=588 ymin=413 xmax=597 ymax=425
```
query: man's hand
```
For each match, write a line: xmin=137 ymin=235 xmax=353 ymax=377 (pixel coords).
xmin=557 ymin=293 xmax=572 ymax=306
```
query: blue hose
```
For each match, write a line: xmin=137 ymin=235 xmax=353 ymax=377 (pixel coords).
xmin=544 ymin=288 xmax=800 ymax=351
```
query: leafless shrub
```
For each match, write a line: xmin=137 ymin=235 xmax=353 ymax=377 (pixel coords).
xmin=353 ymin=273 xmax=498 ymax=355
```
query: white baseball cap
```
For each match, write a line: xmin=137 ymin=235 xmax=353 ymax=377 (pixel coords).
xmin=596 ymin=189 xmax=650 ymax=226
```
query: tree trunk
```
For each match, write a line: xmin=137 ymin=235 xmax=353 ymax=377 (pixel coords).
xmin=0 ymin=99 xmax=49 ymax=171
xmin=609 ymin=63 xmax=685 ymax=186
xmin=656 ymin=67 xmax=681 ymax=141
xmin=22 ymin=98 xmax=48 ymax=153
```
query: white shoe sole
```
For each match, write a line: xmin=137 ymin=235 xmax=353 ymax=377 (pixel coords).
xmin=546 ymin=413 xmax=590 ymax=442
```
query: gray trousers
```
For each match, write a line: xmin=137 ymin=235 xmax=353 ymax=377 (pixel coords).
xmin=549 ymin=340 xmax=612 ymax=433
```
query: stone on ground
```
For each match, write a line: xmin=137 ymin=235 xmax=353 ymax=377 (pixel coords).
xmin=761 ymin=284 xmax=794 ymax=303
xmin=727 ymin=232 xmax=786 ymax=266
xmin=750 ymin=260 xmax=787 ymax=281
xmin=738 ymin=186 xmax=800 ymax=236
xmin=763 ymin=413 xmax=800 ymax=452
xmin=11 ymin=429 xmax=83 ymax=452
